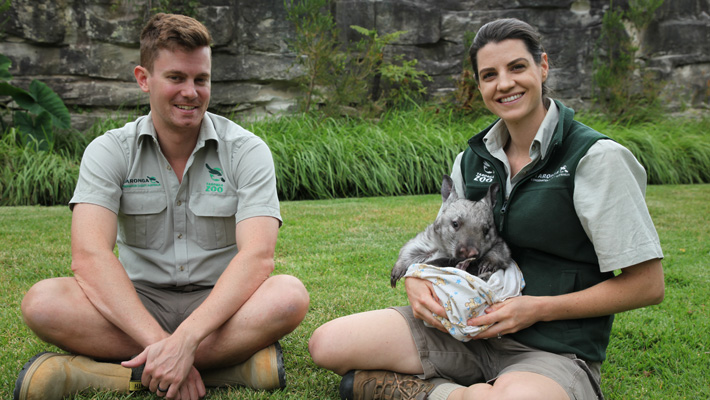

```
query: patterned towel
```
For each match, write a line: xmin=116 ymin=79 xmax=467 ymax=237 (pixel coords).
xmin=404 ymin=262 xmax=525 ymax=341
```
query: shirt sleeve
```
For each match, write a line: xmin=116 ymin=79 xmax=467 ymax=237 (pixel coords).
xmin=70 ymin=133 xmax=128 ymax=214
xmin=574 ymin=140 xmax=663 ymax=272
xmin=230 ymin=136 xmax=282 ymax=225
xmin=450 ymin=151 xmax=466 ymax=199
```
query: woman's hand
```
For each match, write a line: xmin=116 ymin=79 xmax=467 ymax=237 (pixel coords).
xmin=404 ymin=277 xmax=448 ymax=333
xmin=467 ymin=295 xmax=543 ymax=340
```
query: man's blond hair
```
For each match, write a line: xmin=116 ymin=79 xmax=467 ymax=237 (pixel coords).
xmin=139 ymin=13 xmax=212 ymax=72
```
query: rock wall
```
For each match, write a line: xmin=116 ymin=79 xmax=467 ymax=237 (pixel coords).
xmin=1 ymin=0 xmax=708 ymax=130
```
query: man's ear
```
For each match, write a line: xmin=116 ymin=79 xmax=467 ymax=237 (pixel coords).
xmin=134 ymin=66 xmax=150 ymax=93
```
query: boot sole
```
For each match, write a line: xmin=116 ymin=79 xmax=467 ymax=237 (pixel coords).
xmin=14 ymin=352 xmax=61 ymax=400
xmin=274 ymin=341 xmax=286 ymax=389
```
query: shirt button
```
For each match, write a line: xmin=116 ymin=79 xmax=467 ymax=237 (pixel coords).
xmin=177 ymin=233 xmax=183 ymax=239
xmin=177 ymin=200 xmax=182 ymax=206
xmin=179 ymin=266 xmax=185 ymax=272
xmin=167 ymin=165 xmax=172 ymax=171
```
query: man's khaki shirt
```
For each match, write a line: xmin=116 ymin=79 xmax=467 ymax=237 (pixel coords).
xmin=70 ymin=112 xmax=282 ymax=287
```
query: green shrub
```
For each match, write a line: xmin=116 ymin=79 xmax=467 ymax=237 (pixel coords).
xmin=284 ymin=1 xmax=431 ymax=117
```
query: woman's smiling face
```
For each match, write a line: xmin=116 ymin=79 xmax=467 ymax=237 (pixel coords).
xmin=476 ymin=38 xmax=549 ymax=128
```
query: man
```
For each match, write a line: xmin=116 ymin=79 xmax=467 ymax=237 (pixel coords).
xmin=15 ymin=13 xmax=309 ymax=400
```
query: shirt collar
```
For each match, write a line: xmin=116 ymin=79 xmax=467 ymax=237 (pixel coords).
xmin=137 ymin=112 xmax=219 ymax=150
xmin=482 ymin=99 xmax=559 ymax=160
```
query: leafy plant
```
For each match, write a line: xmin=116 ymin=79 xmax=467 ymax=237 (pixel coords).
xmin=284 ymin=2 xmax=431 ymax=117
xmin=0 ymin=54 xmax=71 ymax=151
xmin=284 ymin=0 xmax=340 ymax=113
xmin=591 ymin=0 xmax=665 ymax=123
xmin=626 ymin=0 xmax=664 ymax=30
xmin=348 ymin=26 xmax=431 ymax=108
xmin=378 ymin=55 xmax=432 ymax=106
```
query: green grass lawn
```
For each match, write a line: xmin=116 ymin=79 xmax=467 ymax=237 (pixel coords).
xmin=1 ymin=184 xmax=708 ymax=399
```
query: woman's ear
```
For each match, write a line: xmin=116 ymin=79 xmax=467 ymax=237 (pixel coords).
xmin=540 ymin=53 xmax=549 ymax=82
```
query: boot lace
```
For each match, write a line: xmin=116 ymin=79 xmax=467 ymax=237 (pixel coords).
xmin=371 ymin=372 xmax=433 ymax=400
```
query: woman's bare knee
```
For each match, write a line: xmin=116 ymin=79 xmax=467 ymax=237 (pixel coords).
xmin=309 ymin=310 xmax=422 ymax=376
xmin=458 ymin=372 xmax=569 ymax=400
xmin=308 ymin=320 xmax=338 ymax=369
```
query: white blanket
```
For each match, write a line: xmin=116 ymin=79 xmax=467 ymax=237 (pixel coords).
xmin=404 ymin=262 xmax=525 ymax=341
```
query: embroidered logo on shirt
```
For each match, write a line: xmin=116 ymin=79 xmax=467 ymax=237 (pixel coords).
xmin=205 ymin=163 xmax=225 ymax=193
xmin=483 ymin=161 xmax=494 ymax=175
xmin=473 ymin=161 xmax=495 ymax=183
xmin=531 ymin=165 xmax=570 ymax=182
xmin=123 ymin=176 xmax=161 ymax=188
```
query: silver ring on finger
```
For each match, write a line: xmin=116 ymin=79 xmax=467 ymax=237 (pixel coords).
xmin=157 ymin=385 xmax=169 ymax=393
xmin=497 ymin=333 xmax=502 ymax=339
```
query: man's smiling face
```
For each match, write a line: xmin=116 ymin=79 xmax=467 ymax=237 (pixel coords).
xmin=136 ymin=46 xmax=211 ymax=136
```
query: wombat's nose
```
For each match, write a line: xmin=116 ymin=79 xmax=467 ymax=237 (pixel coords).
xmin=458 ymin=247 xmax=479 ymax=259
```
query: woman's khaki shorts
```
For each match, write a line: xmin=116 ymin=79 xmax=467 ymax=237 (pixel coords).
xmin=133 ymin=282 xmax=212 ymax=333
xmin=393 ymin=306 xmax=604 ymax=400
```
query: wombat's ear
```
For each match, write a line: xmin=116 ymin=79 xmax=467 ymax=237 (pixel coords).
xmin=441 ymin=175 xmax=456 ymax=202
xmin=486 ymin=182 xmax=500 ymax=208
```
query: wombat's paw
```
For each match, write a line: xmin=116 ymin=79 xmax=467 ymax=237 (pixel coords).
xmin=390 ymin=265 xmax=407 ymax=287
xmin=476 ymin=261 xmax=500 ymax=277
xmin=478 ymin=271 xmax=493 ymax=281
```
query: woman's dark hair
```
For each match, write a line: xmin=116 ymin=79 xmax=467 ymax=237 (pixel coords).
xmin=469 ymin=18 xmax=549 ymax=97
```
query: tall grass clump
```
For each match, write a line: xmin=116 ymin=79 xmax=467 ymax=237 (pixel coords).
xmin=0 ymin=131 xmax=80 ymax=206
xmin=1 ymin=105 xmax=709 ymax=206
xmin=248 ymin=107 xmax=496 ymax=200
xmin=252 ymin=108 xmax=710 ymax=201
xmin=578 ymin=114 xmax=710 ymax=184
xmin=0 ymin=108 xmax=136 ymax=206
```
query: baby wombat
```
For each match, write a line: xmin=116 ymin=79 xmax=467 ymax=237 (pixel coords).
xmin=390 ymin=175 xmax=512 ymax=287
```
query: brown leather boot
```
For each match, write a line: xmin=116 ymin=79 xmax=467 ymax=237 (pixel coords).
xmin=14 ymin=352 xmax=144 ymax=400
xmin=201 ymin=342 xmax=286 ymax=390
xmin=339 ymin=370 xmax=436 ymax=400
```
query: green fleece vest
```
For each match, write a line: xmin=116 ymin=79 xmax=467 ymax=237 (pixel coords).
xmin=461 ymin=100 xmax=614 ymax=362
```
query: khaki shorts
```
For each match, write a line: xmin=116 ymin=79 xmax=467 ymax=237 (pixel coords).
xmin=393 ymin=306 xmax=604 ymax=400
xmin=133 ymin=282 xmax=212 ymax=333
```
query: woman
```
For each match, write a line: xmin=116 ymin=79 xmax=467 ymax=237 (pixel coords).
xmin=308 ymin=18 xmax=665 ymax=400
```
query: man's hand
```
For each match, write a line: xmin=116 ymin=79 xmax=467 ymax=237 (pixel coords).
xmin=404 ymin=277 xmax=448 ymax=332
xmin=122 ymin=335 xmax=206 ymax=400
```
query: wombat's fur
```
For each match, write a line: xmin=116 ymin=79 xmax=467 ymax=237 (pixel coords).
xmin=390 ymin=175 xmax=512 ymax=287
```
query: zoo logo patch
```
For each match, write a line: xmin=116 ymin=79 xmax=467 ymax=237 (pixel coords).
xmin=205 ymin=163 xmax=225 ymax=193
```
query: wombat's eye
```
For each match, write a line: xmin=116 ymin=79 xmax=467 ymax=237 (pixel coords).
xmin=452 ymin=220 xmax=460 ymax=229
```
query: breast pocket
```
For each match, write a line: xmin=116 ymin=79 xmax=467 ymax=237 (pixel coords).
xmin=119 ymin=191 xmax=167 ymax=249
xmin=189 ymin=193 xmax=238 ymax=250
